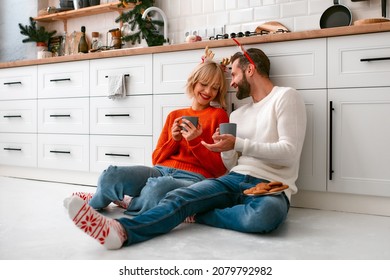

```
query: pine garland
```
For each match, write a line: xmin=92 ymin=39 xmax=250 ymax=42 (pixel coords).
xmin=116 ymin=0 xmax=165 ymax=46
xmin=18 ymin=17 xmax=57 ymax=45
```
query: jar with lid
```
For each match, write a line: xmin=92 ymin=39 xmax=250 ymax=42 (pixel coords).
xmin=91 ymin=32 xmax=102 ymax=50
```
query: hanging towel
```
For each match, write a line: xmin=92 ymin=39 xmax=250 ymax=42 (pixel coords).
xmin=108 ymin=75 xmax=127 ymax=100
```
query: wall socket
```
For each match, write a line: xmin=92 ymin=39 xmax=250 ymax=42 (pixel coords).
xmin=184 ymin=26 xmax=225 ymax=40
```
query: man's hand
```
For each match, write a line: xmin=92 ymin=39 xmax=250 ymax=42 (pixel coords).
xmin=201 ymin=133 xmax=235 ymax=152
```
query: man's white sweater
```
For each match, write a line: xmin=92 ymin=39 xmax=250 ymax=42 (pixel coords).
xmin=222 ymin=86 xmax=307 ymax=201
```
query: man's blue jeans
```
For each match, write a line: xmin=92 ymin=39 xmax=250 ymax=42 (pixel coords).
xmin=89 ymin=165 xmax=205 ymax=215
xmin=118 ymin=172 xmax=290 ymax=246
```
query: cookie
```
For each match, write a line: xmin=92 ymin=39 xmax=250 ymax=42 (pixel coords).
xmin=268 ymin=185 xmax=289 ymax=192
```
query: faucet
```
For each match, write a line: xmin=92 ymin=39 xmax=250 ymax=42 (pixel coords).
xmin=142 ymin=6 xmax=169 ymax=45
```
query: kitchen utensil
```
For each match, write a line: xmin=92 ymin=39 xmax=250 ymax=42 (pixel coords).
xmin=320 ymin=0 xmax=352 ymax=29
xmin=255 ymin=21 xmax=289 ymax=33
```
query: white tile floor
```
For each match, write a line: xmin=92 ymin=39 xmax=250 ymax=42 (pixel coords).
xmin=0 ymin=175 xmax=389 ymax=260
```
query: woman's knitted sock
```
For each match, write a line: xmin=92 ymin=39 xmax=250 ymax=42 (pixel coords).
xmin=64 ymin=192 xmax=132 ymax=210
xmin=66 ymin=196 xmax=127 ymax=250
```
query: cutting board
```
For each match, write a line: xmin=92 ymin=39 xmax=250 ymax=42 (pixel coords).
xmin=354 ymin=18 xmax=390 ymax=25
xmin=255 ymin=21 xmax=289 ymax=33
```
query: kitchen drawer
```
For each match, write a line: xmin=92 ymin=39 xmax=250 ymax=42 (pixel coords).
xmin=38 ymin=98 xmax=89 ymax=134
xmin=37 ymin=134 xmax=89 ymax=171
xmin=328 ymin=32 xmax=390 ymax=88
xmin=153 ymin=49 xmax=206 ymax=94
xmin=255 ymin=38 xmax=327 ymax=90
xmin=0 ymin=66 xmax=37 ymax=100
xmin=38 ymin=61 xmax=89 ymax=98
xmin=0 ymin=133 xmax=37 ymax=167
xmin=90 ymin=135 xmax=153 ymax=172
xmin=90 ymin=55 xmax=152 ymax=97
xmin=90 ymin=95 xmax=152 ymax=135
xmin=0 ymin=100 xmax=37 ymax=133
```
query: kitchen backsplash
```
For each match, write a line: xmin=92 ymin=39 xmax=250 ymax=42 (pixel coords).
xmin=1 ymin=0 xmax=387 ymax=62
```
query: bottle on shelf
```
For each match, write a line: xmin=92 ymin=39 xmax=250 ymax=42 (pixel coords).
xmin=78 ymin=26 xmax=89 ymax=53
xmin=91 ymin=32 xmax=102 ymax=51
xmin=59 ymin=32 xmax=67 ymax=56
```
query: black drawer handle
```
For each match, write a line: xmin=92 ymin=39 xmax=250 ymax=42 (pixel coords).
xmin=360 ymin=57 xmax=390 ymax=62
xmin=105 ymin=74 xmax=130 ymax=78
xmin=3 ymin=81 xmax=22 ymax=85
xmin=4 ymin=147 xmax=22 ymax=151
xmin=50 ymin=150 xmax=71 ymax=154
xmin=49 ymin=78 xmax=71 ymax=82
xmin=3 ymin=115 xmax=22 ymax=118
xmin=49 ymin=114 xmax=71 ymax=118
xmin=105 ymin=153 xmax=130 ymax=157
xmin=105 ymin=114 xmax=130 ymax=117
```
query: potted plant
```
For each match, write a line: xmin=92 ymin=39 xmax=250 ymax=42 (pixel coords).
xmin=18 ymin=17 xmax=57 ymax=47
xmin=116 ymin=0 xmax=165 ymax=47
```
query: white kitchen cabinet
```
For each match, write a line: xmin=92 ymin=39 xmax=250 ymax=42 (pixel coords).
xmin=90 ymin=95 xmax=153 ymax=136
xmin=90 ymin=135 xmax=153 ymax=173
xmin=0 ymin=66 xmax=37 ymax=100
xmin=328 ymin=32 xmax=390 ymax=89
xmin=38 ymin=61 xmax=89 ymax=99
xmin=90 ymin=55 xmax=152 ymax=97
xmin=0 ymin=99 xmax=37 ymax=133
xmin=0 ymin=133 xmax=37 ymax=167
xmin=328 ymin=88 xmax=390 ymax=197
xmin=37 ymin=134 xmax=89 ymax=171
xmin=38 ymin=98 xmax=89 ymax=134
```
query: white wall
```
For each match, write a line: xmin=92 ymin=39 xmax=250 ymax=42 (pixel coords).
xmin=0 ymin=0 xmax=387 ymax=62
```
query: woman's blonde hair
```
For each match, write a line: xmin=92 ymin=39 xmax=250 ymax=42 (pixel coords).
xmin=185 ymin=60 xmax=228 ymax=109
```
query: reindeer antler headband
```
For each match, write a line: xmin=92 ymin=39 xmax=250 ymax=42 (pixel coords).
xmin=201 ymin=46 xmax=231 ymax=72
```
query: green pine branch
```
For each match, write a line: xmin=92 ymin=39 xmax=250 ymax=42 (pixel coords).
xmin=116 ymin=0 xmax=165 ymax=46
xmin=18 ymin=17 xmax=56 ymax=45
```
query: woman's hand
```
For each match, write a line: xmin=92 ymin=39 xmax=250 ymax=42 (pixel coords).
xmin=180 ymin=118 xmax=202 ymax=141
xmin=172 ymin=117 xmax=183 ymax=141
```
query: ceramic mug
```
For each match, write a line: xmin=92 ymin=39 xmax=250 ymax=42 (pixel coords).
xmin=181 ymin=116 xmax=198 ymax=131
xmin=219 ymin=123 xmax=237 ymax=136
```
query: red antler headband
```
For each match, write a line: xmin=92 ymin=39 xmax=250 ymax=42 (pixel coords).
xmin=232 ymin=38 xmax=256 ymax=68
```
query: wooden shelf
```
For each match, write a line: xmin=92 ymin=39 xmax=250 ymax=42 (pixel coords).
xmin=34 ymin=2 xmax=134 ymax=23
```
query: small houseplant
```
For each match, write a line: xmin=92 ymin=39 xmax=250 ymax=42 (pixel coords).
xmin=18 ymin=17 xmax=57 ymax=47
xmin=116 ymin=0 xmax=165 ymax=47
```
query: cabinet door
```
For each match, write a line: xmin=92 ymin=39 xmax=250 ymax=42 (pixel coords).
xmin=90 ymin=95 xmax=152 ymax=136
xmin=0 ymin=66 xmax=37 ymax=100
xmin=0 ymin=100 xmax=37 ymax=133
xmin=329 ymin=88 xmax=390 ymax=197
xmin=90 ymin=135 xmax=153 ymax=172
xmin=328 ymin=32 xmax=390 ymax=88
xmin=90 ymin=55 xmax=152 ymax=97
xmin=296 ymin=90 xmax=327 ymax=191
xmin=38 ymin=98 xmax=89 ymax=134
xmin=0 ymin=133 xmax=37 ymax=167
xmin=38 ymin=61 xmax=89 ymax=98
xmin=152 ymin=94 xmax=192 ymax=147
xmin=38 ymin=134 xmax=89 ymax=171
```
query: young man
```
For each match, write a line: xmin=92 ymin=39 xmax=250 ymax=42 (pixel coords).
xmin=65 ymin=47 xmax=307 ymax=249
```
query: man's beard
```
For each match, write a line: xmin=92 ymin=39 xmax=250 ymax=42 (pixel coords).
xmin=235 ymin=74 xmax=251 ymax=100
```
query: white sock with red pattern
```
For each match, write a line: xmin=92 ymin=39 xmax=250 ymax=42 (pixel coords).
xmin=63 ymin=192 xmax=132 ymax=210
xmin=66 ymin=196 xmax=127 ymax=250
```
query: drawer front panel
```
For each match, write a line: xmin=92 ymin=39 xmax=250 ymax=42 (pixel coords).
xmin=0 ymin=66 xmax=37 ymax=100
xmin=257 ymin=38 xmax=327 ymax=90
xmin=38 ymin=98 xmax=89 ymax=134
xmin=38 ymin=61 xmax=89 ymax=98
xmin=0 ymin=100 xmax=37 ymax=133
xmin=90 ymin=55 xmax=152 ymax=97
xmin=37 ymin=134 xmax=89 ymax=171
xmin=328 ymin=32 xmax=390 ymax=88
xmin=90 ymin=135 xmax=153 ymax=172
xmin=0 ymin=133 xmax=37 ymax=167
xmin=90 ymin=95 xmax=152 ymax=135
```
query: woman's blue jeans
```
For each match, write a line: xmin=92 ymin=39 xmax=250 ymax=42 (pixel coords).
xmin=89 ymin=165 xmax=205 ymax=215
xmin=118 ymin=172 xmax=290 ymax=246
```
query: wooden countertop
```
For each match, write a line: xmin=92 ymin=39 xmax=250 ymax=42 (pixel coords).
xmin=2 ymin=21 xmax=390 ymax=69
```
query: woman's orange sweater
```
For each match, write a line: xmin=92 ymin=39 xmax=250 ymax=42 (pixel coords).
xmin=152 ymin=106 xmax=229 ymax=178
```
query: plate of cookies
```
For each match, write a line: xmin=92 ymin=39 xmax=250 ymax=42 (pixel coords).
xmin=243 ymin=181 xmax=288 ymax=196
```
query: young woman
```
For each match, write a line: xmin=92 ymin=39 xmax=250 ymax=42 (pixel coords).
xmin=65 ymin=59 xmax=229 ymax=216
